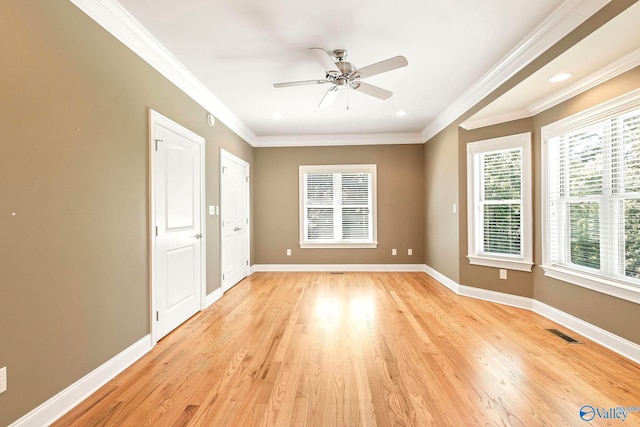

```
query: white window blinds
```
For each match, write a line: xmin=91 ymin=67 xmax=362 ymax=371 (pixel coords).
xmin=478 ymin=148 xmax=523 ymax=256
xmin=305 ymin=173 xmax=335 ymax=240
xmin=340 ymin=173 xmax=371 ymax=240
xmin=300 ymin=165 xmax=377 ymax=248
xmin=546 ymin=107 xmax=640 ymax=284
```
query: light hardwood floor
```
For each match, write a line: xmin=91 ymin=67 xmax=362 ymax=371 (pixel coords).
xmin=54 ymin=272 xmax=640 ymax=426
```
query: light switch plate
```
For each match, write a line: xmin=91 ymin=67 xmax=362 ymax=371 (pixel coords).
xmin=208 ymin=205 xmax=215 ymax=215
xmin=0 ymin=366 xmax=7 ymax=394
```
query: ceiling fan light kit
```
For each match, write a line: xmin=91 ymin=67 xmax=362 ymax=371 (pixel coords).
xmin=274 ymin=48 xmax=408 ymax=108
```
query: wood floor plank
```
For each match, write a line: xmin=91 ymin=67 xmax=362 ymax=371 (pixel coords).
xmin=53 ymin=272 xmax=640 ymax=426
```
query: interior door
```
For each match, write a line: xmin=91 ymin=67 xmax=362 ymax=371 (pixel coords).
xmin=221 ymin=150 xmax=250 ymax=292
xmin=151 ymin=111 xmax=204 ymax=341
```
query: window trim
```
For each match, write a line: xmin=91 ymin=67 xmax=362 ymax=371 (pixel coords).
xmin=299 ymin=164 xmax=378 ymax=249
xmin=541 ymin=88 xmax=640 ymax=304
xmin=466 ymin=132 xmax=533 ymax=272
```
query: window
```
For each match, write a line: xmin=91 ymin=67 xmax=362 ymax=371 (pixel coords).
xmin=542 ymin=89 xmax=640 ymax=303
xmin=299 ymin=164 xmax=377 ymax=248
xmin=467 ymin=133 xmax=533 ymax=271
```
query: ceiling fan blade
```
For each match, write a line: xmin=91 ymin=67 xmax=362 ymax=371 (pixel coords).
xmin=351 ymin=81 xmax=392 ymax=100
xmin=318 ymin=86 xmax=341 ymax=108
xmin=309 ymin=48 xmax=340 ymax=74
xmin=273 ymin=79 xmax=329 ymax=88
xmin=354 ymin=56 xmax=408 ymax=79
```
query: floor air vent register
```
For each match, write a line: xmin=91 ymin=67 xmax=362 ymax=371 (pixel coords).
xmin=546 ymin=328 xmax=582 ymax=344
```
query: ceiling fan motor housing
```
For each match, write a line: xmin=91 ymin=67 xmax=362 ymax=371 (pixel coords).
xmin=336 ymin=61 xmax=355 ymax=75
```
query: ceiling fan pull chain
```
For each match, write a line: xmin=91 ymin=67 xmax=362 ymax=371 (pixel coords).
xmin=347 ymin=85 xmax=350 ymax=111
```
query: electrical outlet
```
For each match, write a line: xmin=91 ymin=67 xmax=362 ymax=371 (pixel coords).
xmin=0 ymin=366 xmax=7 ymax=394
xmin=500 ymin=269 xmax=507 ymax=280
xmin=286 ymin=249 xmax=291 ymax=256
xmin=392 ymin=248 xmax=397 ymax=256
xmin=408 ymin=249 xmax=413 ymax=256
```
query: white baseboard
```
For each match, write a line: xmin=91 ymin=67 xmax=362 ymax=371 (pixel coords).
xmin=458 ymin=285 xmax=533 ymax=310
xmin=13 ymin=286 xmax=230 ymax=426
xmin=205 ymin=288 xmax=223 ymax=308
xmin=423 ymin=265 xmax=459 ymax=293
xmin=532 ymin=300 xmax=640 ymax=365
xmin=252 ymin=264 xmax=426 ymax=272
xmin=424 ymin=264 xmax=640 ymax=366
xmin=10 ymin=335 xmax=153 ymax=427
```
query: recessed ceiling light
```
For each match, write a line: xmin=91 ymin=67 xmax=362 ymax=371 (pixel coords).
xmin=548 ymin=73 xmax=572 ymax=83
xmin=271 ymin=112 xmax=283 ymax=120
xmin=396 ymin=110 xmax=407 ymax=116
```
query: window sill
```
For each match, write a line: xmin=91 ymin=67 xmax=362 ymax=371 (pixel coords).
xmin=467 ymin=255 xmax=533 ymax=272
xmin=541 ymin=265 xmax=640 ymax=305
xmin=299 ymin=242 xmax=379 ymax=249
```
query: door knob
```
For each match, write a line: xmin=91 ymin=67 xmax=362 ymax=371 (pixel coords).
xmin=193 ymin=233 xmax=203 ymax=239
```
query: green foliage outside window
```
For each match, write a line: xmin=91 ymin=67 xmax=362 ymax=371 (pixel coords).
xmin=481 ymin=149 xmax=522 ymax=256
xmin=623 ymin=115 xmax=640 ymax=279
xmin=569 ymin=202 xmax=600 ymax=270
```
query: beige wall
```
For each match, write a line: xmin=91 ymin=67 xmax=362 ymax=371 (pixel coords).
xmin=423 ymin=124 xmax=460 ymax=281
xmin=0 ymin=1 xmax=252 ymax=425
xmin=254 ymin=145 xmax=425 ymax=265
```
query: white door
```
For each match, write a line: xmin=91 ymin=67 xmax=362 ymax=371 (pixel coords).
xmin=221 ymin=150 xmax=250 ymax=292
xmin=151 ymin=110 xmax=205 ymax=341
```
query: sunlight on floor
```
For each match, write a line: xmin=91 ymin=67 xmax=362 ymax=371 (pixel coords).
xmin=314 ymin=295 xmax=376 ymax=329
xmin=350 ymin=296 xmax=376 ymax=324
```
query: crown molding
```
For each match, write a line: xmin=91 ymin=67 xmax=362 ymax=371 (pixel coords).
xmin=70 ymin=0 xmax=613 ymax=147
xmin=460 ymin=48 xmax=640 ymax=130
xmin=68 ymin=0 xmax=256 ymax=145
xmin=459 ymin=109 xmax=532 ymax=130
xmin=421 ymin=0 xmax=611 ymax=142
xmin=528 ymin=48 xmax=640 ymax=115
xmin=253 ymin=132 xmax=425 ymax=147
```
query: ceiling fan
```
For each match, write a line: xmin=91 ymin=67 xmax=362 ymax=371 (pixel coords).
xmin=273 ymin=48 xmax=408 ymax=108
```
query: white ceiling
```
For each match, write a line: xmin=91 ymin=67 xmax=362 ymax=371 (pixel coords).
xmin=90 ymin=0 xmax=631 ymax=143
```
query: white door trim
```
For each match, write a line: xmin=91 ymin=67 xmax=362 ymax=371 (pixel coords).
xmin=220 ymin=149 xmax=250 ymax=291
xmin=149 ymin=109 xmax=206 ymax=345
